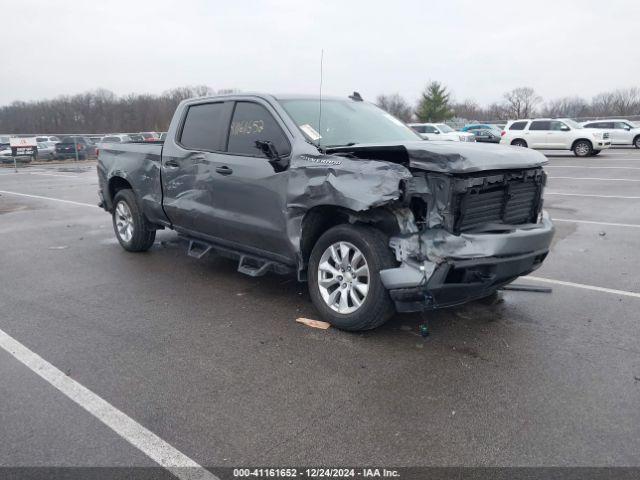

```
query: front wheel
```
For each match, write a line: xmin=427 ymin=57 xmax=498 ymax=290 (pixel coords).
xmin=112 ymin=189 xmax=156 ymax=252
xmin=634 ymin=136 xmax=640 ymax=149
xmin=308 ymin=224 xmax=397 ymax=331
xmin=573 ymin=140 xmax=593 ymax=157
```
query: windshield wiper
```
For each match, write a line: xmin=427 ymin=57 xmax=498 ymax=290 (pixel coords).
xmin=325 ymin=142 xmax=357 ymax=148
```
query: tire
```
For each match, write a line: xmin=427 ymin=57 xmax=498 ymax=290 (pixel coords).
xmin=573 ymin=140 xmax=592 ymax=157
xmin=634 ymin=136 xmax=640 ymax=149
xmin=308 ymin=224 xmax=397 ymax=331
xmin=112 ymin=189 xmax=156 ymax=252
xmin=511 ymin=139 xmax=528 ymax=148
xmin=591 ymin=150 xmax=601 ymax=156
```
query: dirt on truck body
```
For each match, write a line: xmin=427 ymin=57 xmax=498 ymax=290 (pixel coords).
xmin=97 ymin=93 xmax=554 ymax=331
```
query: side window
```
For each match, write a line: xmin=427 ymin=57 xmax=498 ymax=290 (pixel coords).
xmin=180 ymin=102 xmax=228 ymax=151
xmin=227 ymin=102 xmax=291 ymax=157
xmin=411 ymin=125 xmax=426 ymax=134
xmin=509 ymin=121 xmax=527 ymax=130
xmin=529 ymin=121 xmax=551 ymax=131
xmin=424 ymin=125 xmax=438 ymax=133
xmin=614 ymin=122 xmax=629 ymax=129
xmin=600 ymin=122 xmax=614 ymax=129
xmin=550 ymin=121 xmax=568 ymax=131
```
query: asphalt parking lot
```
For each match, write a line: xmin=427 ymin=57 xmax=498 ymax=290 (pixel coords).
xmin=1 ymin=148 xmax=639 ymax=475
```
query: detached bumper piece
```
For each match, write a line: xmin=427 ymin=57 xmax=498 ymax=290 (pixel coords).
xmin=389 ymin=249 xmax=548 ymax=312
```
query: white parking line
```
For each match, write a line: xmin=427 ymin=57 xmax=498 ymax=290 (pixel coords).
xmin=552 ymin=218 xmax=640 ymax=228
xmin=545 ymin=192 xmax=640 ymax=199
xmin=546 ymin=166 xmax=640 ymax=170
xmin=0 ymin=328 xmax=218 ymax=480
xmin=549 ymin=176 xmax=640 ymax=182
xmin=0 ymin=172 xmax=81 ymax=178
xmin=0 ymin=190 xmax=98 ymax=208
xmin=525 ymin=276 xmax=640 ymax=299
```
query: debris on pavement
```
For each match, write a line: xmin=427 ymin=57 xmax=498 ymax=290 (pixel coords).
xmin=501 ymin=284 xmax=552 ymax=293
xmin=296 ymin=317 xmax=331 ymax=330
xmin=48 ymin=245 xmax=69 ymax=250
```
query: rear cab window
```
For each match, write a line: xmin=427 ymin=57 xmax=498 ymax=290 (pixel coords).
xmin=179 ymin=102 xmax=231 ymax=151
xmin=226 ymin=102 xmax=291 ymax=157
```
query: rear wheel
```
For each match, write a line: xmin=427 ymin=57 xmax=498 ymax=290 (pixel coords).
xmin=511 ymin=139 xmax=528 ymax=148
xmin=112 ymin=189 xmax=156 ymax=252
xmin=573 ymin=140 xmax=592 ymax=157
xmin=308 ymin=224 xmax=397 ymax=331
xmin=634 ymin=136 xmax=640 ymax=149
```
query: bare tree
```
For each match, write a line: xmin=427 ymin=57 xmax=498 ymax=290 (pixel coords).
xmin=376 ymin=93 xmax=413 ymax=122
xmin=612 ymin=87 xmax=640 ymax=116
xmin=451 ymin=99 xmax=482 ymax=120
xmin=542 ymin=96 xmax=590 ymax=118
xmin=503 ymin=87 xmax=541 ymax=119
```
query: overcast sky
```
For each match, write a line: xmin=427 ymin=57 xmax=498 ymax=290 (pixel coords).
xmin=1 ymin=0 xmax=638 ymax=107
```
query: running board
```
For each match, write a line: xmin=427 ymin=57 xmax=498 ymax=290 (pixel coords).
xmin=181 ymin=235 xmax=293 ymax=277
xmin=237 ymin=255 xmax=274 ymax=277
xmin=187 ymin=239 xmax=213 ymax=259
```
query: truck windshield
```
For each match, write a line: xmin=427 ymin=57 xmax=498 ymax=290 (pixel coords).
xmin=278 ymin=98 xmax=421 ymax=147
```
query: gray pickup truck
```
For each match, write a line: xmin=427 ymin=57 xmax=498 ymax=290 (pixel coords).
xmin=97 ymin=92 xmax=554 ymax=331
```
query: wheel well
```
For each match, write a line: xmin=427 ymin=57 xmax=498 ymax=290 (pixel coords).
xmin=299 ymin=205 xmax=400 ymax=265
xmin=511 ymin=138 xmax=527 ymax=146
xmin=633 ymin=134 xmax=640 ymax=144
xmin=108 ymin=176 xmax=132 ymax=205
xmin=571 ymin=138 xmax=593 ymax=150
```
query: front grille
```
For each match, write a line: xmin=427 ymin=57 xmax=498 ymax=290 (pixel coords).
xmin=453 ymin=170 xmax=544 ymax=233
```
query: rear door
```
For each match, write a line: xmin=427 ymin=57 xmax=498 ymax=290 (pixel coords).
xmin=160 ymin=100 xmax=234 ymax=234
xmin=205 ymin=100 xmax=293 ymax=258
xmin=527 ymin=120 xmax=551 ymax=148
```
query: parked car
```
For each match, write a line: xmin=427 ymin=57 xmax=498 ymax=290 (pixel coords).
xmin=36 ymin=135 xmax=60 ymax=143
xmin=500 ymin=118 xmax=611 ymax=157
xmin=89 ymin=135 xmax=104 ymax=144
xmin=468 ymin=128 xmax=501 ymax=143
xmin=0 ymin=135 xmax=12 ymax=150
xmin=408 ymin=123 xmax=475 ymax=142
xmin=36 ymin=141 xmax=56 ymax=160
xmin=581 ymin=119 xmax=640 ymax=148
xmin=127 ymin=134 xmax=145 ymax=142
xmin=461 ymin=123 xmax=503 ymax=135
xmin=54 ymin=136 xmax=97 ymax=160
xmin=0 ymin=145 xmax=33 ymax=164
xmin=97 ymin=92 xmax=553 ymax=331
xmin=139 ymin=132 xmax=160 ymax=142
xmin=101 ymin=134 xmax=132 ymax=143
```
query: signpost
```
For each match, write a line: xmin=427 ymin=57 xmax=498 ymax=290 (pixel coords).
xmin=9 ymin=137 xmax=37 ymax=172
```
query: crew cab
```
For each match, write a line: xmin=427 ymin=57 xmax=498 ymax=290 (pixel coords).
xmin=581 ymin=119 xmax=640 ymax=148
xmin=500 ymin=118 xmax=611 ymax=156
xmin=408 ymin=123 xmax=475 ymax=142
xmin=97 ymin=93 xmax=554 ymax=331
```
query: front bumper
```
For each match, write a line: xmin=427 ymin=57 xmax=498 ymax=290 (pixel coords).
xmin=380 ymin=213 xmax=555 ymax=312
xmin=595 ymin=140 xmax=611 ymax=149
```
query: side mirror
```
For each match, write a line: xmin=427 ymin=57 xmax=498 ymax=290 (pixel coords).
xmin=560 ymin=126 xmax=570 ymax=131
xmin=625 ymin=126 xmax=631 ymax=131
xmin=433 ymin=130 xmax=440 ymax=134
xmin=255 ymin=140 xmax=289 ymax=172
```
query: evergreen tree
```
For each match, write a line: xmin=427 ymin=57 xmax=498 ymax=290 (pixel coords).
xmin=415 ymin=81 xmax=453 ymax=122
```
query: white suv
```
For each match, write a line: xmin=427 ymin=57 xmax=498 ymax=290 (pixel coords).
xmin=581 ymin=119 xmax=640 ymax=148
xmin=408 ymin=123 xmax=475 ymax=142
xmin=500 ymin=118 xmax=611 ymax=157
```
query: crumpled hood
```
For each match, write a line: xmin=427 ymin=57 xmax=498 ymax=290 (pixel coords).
xmin=325 ymin=140 xmax=548 ymax=174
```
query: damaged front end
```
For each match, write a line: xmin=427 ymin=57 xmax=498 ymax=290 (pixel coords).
xmin=381 ymin=167 xmax=554 ymax=312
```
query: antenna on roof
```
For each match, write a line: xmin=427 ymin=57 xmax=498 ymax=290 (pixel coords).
xmin=318 ymin=49 xmax=324 ymax=150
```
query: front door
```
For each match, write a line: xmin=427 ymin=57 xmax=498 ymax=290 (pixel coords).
xmin=205 ymin=100 xmax=293 ymax=258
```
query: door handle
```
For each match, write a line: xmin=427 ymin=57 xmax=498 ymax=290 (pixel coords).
xmin=164 ymin=160 xmax=179 ymax=169
xmin=215 ymin=166 xmax=233 ymax=176
xmin=192 ymin=154 xmax=206 ymax=162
